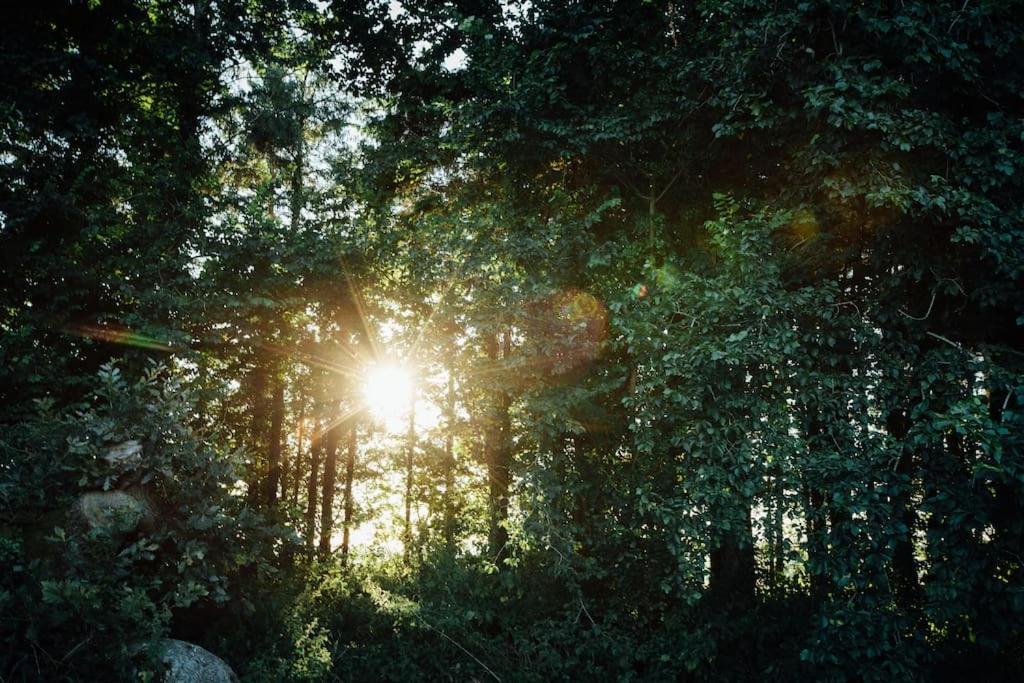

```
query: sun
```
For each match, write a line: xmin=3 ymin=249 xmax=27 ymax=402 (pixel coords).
xmin=361 ymin=362 xmax=414 ymax=430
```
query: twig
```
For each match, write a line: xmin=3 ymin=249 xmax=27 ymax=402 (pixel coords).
xmin=490 ymin=540 xmax=510 ymax=565
xmin=653 ymin=165 xmax=686 ymax=206
xmin=578 ymin=596 xmax=597 ymax=627
xmin=926 ymin=331 xmax=963 ymax=351
xmin=58 ymin=636 xmax=92 ymax=664
xmin=899 ymin=291 xmax=937 ymax=321
xmin=937 ymin=275 xmax=966 ymax=297
xmin=827 ymin=15 xmax=842 ymax=57
xmin=834 ymin=300 xmax=862 ymax=317
xmin=420 ymin=618 xmax=501 ymax=682
xmin=788 ymin=236 xmax=810 ymax=252
xmin=611 ymin=169 xmax=644 ymax=202
xmin=948 ymin=0 xmax=970 ymax=33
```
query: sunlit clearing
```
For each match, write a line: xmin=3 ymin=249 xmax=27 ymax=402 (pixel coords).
xmin=362 ymin=362 xmax=414 ymax=432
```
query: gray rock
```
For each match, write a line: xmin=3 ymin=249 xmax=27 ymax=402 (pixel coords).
xmin=75 ymin=490 xmax=152 ymax=534
xmin=156 ymin=639 xmax=239 ymax=683
xmin=104 ymin=439 xmax=142 ymax=468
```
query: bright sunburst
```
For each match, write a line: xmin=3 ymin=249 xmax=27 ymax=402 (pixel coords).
xmin=361 ymin=362 xmax=414 ymax=431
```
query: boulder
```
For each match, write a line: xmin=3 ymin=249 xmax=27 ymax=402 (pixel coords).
xmin=74 ymin=490 xmax=152 ymax=534
xmin=104 ymin=439 xmax=143 ymax=468
xmin=155 ymin=639 xmax=239 ymax=683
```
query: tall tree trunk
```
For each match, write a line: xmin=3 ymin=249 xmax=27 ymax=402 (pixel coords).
xmin=265 ymin=374 xmax=285 ymax=505
xmin=247 ymin=364 xmax=269 ymax=503
xmin=484 ymin=330 xmax=512 ymax=565
xmin=708 ymin=382 xmax=757 ymax=607
xmin=319 ymin=408 xmax=340 ymax=555
xmin=886 ymin=409 xmax=922 ymax=610
xmin=772 ymin=480 xmax=785 ymax=587
xmin=404 ymin=397 xmax=416 ymax=560
xmin=341 ymin=423 xmax=357 ymax=561
xmin=767 ymin=472 xmax=785 ymax=593
xmin=801 ymin=413 xmax=832 ymax=600
xmin=989 ymin=386 xmax=1022 ymax=549
xmin=289 ymin=113 xmax=306 ymax=233
xmin=804 ymin=484 xmax=829 ymax=599
xmin=709 ymin=505 xmax=756 ymax=607
xmin=168 ymin=0 xmax=209 ymax=255
xmin=443 ymin=373 xmax=457 ymax=550
xmin=290 ymin=399 xmax=306 ymax=506
xmin=304 ymin=419 xmax=322 ymax=551
xmin=176 ymin=0 xmax=209 ymax=147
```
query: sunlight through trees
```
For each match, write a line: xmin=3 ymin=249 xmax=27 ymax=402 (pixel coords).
xmin=361 ymin=361 xmax=415 ymax=431
xmin=1 ymin=1 xmax=1022 ymax=681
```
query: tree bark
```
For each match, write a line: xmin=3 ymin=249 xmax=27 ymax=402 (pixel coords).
xmin=989 ymin=387 xmax=1022 ymax=549
xmin=709 ymin=505 xmax=756 ymax=607
xmin=265 ymin=373 xmax=284 ymax=505
xmin=403 ymin=397 xmax=416 ymax=561
xmin=886 ymin=409 xmax=922 ymax=610
xmin=341 ymin=423 xmax=357 ymax=560
xmin=290 ymin=398 xmax=306 ymax=505
xmin=802 ymin=413 xmax=831 ymax=600
xmin=289 ymin=110 xmax=306 ymax=233
xmin=318 ymin=407 xmax=340 ymax=555
xmin=175 ymin=0 xmax=209 ymax=147
xmin=768 ymin=472 xmax=785 ymax=593
xmin=304 ymin=419 xmax=322 ymax=550
xmin=443 ymin=373 xmax=457 ymax=550
xmin=247 ymin=363 xmax=269 ymax=503
xmin=804 ymin=484 xmax=830 ymax=599
xmin=484 ymin=330 xmax=512 ymax=565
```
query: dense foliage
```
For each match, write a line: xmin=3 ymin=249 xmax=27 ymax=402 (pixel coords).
xmin=2 ymin=1 xmax=1022 ymax=680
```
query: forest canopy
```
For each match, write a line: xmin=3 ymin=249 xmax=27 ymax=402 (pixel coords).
xmin=1 ymin=0 xmax=1022 ymax=681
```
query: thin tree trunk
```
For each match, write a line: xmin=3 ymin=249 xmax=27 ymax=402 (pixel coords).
xmin=404 ymin=396 xmax=416 ymax=561
xmin=304 ymin=419 xmax=322 ymax=551
xmin=484 ymin=330 xmax=512 ymax=565
xmin=772 ymin=476 xmax=784 ymax=585
xmin=290 ymin=146 xmax=305 ymax=232
xmin=341 ymin=423 xmax=357 ymax=561
xmin=288 ymin=75 xmax=306 ymax=235
xmin=767 ymin=472 xmax=785 ymax=593
xmin=802 ymin=414 xmax=831 ymax=600
xmin=443 ymin=373 xmax=456 ymax=550
xmin=989 ymin=387 xmax=1022 ymax=550
xmin=804 ymin=484 xmax=829 ymax=599
xmin=319 ymin=407 xmax=340 ymax=555
xmin=290 ymin=398 xmax=306 ymax=505
xmin=247 ymin=364 xmax=268 ymax=503
xmin=265 ymin=374 xmax=285 ymax=505
xmin=886 ymin=409 xmax=922 ymax=610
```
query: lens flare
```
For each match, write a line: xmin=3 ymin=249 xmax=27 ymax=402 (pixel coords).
xmin=63 ymin=323 xmax=173 ymax=352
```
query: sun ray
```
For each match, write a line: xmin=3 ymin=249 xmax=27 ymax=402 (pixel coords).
xmin=465 ymin=352 xmax=551 ymax=379
xmin=404 ymin=250 xmax=475 ymax=365
xmin=310 ymin=403 xmax=365 ymax=443
xmin=338 ymin=254 xmax=383 ymax=363
xmin=255 ymin=341 xmax=363 ymax=381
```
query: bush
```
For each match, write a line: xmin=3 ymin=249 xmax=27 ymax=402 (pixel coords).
xmin=0 ymin=362 xmax=295 ymax=680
